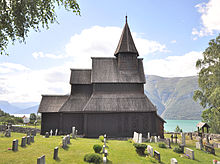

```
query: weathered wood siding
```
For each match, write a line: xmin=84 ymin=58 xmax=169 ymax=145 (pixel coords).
xmin=41 ymin=113 xmax=60 ymax=134
xmin=84 ymin=112 xmax=162 ymax=138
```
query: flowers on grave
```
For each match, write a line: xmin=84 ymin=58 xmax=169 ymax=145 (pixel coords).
xmin=8 ymin=148 xmax=12 ymax=150
xmin=173 ymin=147 xmax=183 ymax=153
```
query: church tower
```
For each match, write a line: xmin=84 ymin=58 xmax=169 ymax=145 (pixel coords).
xmin=115 ymin=16 xmax=139 ymax=71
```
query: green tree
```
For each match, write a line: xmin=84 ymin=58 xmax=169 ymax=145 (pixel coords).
xmin=174 ymin=125 xmax=182 ymax=133
xmin=193 ymin=34 xmax=220 ymax=134
xmin=0 ymin=0 xmax=80 ymax=55
xmin=30 ymin=113 xmax=37 ymax=124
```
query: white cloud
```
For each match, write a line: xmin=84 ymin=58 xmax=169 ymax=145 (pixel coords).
xmin=170 ymin=40 xmax=177 ymax=44
xmin=0 ymin=62 xmax=72 ymax=103
xmin=193 ymin=0 xmax=220 ymax=38
xmin=144 ymin=51 xmax=203 ymax=77
xmin=32 ymin=26 xmax=167 ymax=68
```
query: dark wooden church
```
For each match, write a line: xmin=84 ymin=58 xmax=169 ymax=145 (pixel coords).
xmin=38 ymin=18 xmax=165 ymax=138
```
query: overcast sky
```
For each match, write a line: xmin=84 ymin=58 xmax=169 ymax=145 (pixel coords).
xmin=1 ymin=0 xmax=220 ymax=103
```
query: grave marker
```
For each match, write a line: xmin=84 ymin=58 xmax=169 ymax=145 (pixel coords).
xmin=171 ymin=134 xmax=173 ymax=143
xmin=148 ymin=132 xmax=150 ymax=140
xmin=50 ymin=129 xmax=53 ymax=136
xmin=154 ymin=150 xmax=161 ymax=162
xmin=204 ymin=144 xmax=215 ymax=155
xmin=154 ymin=136 xmax=158 ymax=143
xmin=196 ymin=142 xmax=202 ymax=150
xmin=72 ymin=127 xmax=76 ymax=138
xmin=27 ymin=136 xmax=31 ymax=145
xmin=31 ymin=136 xmax=34 ymax=143
xmin=21 ymin=137 xmax=26 ymax=147
xmin=147 ymin=145 xmax=153 ymax=157
xmin=103 ymin=157 xmax=107 ymax=164
xmin=5 ymin=129 xmax=11 ymax=137
xmin=53 ymin=147 xmax=59 ymax=160
xmin=12 ymin=139 xmax=18 ymax=151
xmin=55 ymin=129 xmax=58 ymax=136
xmin=185 ymin=147 xmax=194 ymax=160
xmin=138 ymin=133 xmax=142 ymax=143
xmin=181 ymin=133 xmax=185 ymax=146
xmin=171 ymin=158 xmax=178 ymax=164
xmin=37 ymin=155 xmax=45 ymax=164
xmin=45 ymin=132 xmax=49 ymax=138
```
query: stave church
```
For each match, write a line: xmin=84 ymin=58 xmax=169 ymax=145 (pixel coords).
xmin=38 ymin=17 xmax=165 ymax=138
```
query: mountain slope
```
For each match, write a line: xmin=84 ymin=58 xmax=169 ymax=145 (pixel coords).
xmin=0 ymin=101 xmax=21 ymax=114
xmin=145 ymin=75 xmax=204 ymax=120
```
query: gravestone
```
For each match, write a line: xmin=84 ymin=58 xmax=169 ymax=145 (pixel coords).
xmin=150 ymin=136 xmax=153 ymax=142
xmin=198 ymin=137 xmax=203 ymax=148
xmin=75 ymin=130 xmax=78 ymax=135
xmin=67 ymin=135 xmax=70 ymax=144
xmin=158 ymin=136 xmax=160 ymax=141
xmin=31 ymin=136 xmax=34 ymax=143
xmin=174 ymin=134 xmax=178 ymax=144
xmin=138 ymin=133 xmax=142 ymax=143
xmin=148 ymin=132 xmax=150 ymax=140
xmin=179 ymin=144 xmax=184 ymax=153
xmin=104 ymin=138 xmax=106 ymax=146
xmin=154 ymin=136 xmax=158 ymax=143
xmin=45 ymin=132 xmax=49 ymax=138
xmin=50 ymin=129 xmax=53 ymax=136
xmin=12 ymin=139 xmax=18 ymax=151
xmin=196 ymin=142 xmax=202 ymax=150
xmin=104 ymin=149 xmax=108 ymax=157
xmin=154 ymin=150 xmax=160 ymax=162
xmin=27 ymin=136 xmax=31 ymax=145
xmin=171 ymin=158 xmax=178 ymax=164
xmin=166 ymin=138 xmax=171 ymax=148
xmin=55 ymin=129 xmax=58 ymax=136
xmin=31 ymin=130 xmax=36 ymax=136
xmin=181 ymin=133 xmax=185 ymax=146
xmin=185 ymin=147 xmax=194 ymax=160
xmin=147 ymin=145 xmax=153 ymax=157
xmin=53 ymin=147 xmax=59 ymax=160
xmin=21 ymin=137 xmax=26 ymax=147
xmin=72 ymin=127 xmax=76 ymax=138
xmin=104 ymin=134 xmax=107 ymax=138
xmin=37 ymin=155 xmax=45 ymax=164
xmin=5 ymin=129 xmax=11 ymax=137
xmin=133 ymin=132 xmax=138 ymax=143
xmin=171 ymin=134 xmax=173 ymax=143
xmin=62 ymin=136 xmax=67 ymax=149
xmin=204 ymin=144 xmax=215 ymax=155
xmin=26 ymin=130 xmax=31 ymax=136
xmin=103 ymin=157 xmax=107 ymax=164
xmin=102 ymin=145 xmax=106 ymax=153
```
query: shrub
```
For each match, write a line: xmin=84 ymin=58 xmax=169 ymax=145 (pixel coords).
xmin=133 ymin=143 xmax=147 ymax=155
xmin=93 ymin=144 xmax=102 ymax=153
xmin=84 ymin=153 xmax=102 ymax=163
xmin=99 ymin=135 xmax=104 ymax=142
xmin=158 ymin=143 xmax=166 ymax=148
xmin=173 ymin=147 xmax=183 ymax=153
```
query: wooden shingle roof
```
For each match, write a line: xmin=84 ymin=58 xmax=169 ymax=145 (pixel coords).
xmin=83 ymin=93 xmax=156 ymax=112
xmin=70 ymin=69 xmax=91 ymax=84
xmin=38 ymin=95 xmax=69 ymax=113
xmin=91 ymin=58 xmax=145 ymax=83
xmin=114 ymin=17 xmax=138 ymax=56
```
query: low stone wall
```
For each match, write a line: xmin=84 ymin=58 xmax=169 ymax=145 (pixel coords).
xmin=0 ymin=125 xmax=41 ymax=134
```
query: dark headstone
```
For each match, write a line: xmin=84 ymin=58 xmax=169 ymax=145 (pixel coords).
xmin=165 ymin=138 xmax=171 ymax=148
xmin=31 ymin=136 xmax=34 ymax=143
xmin=171 ymin=134 xmax=173 ymax=143
xmin=189 ymin=133 xmax=193 ymax=140
xmin=27 ymin=136 xmax=31 ymax=145
xmin=174 ymin=134 xmax=178 ymax=144
xmin=5 ymin=129 xmax=11 ymax=137
xmin=154 ymin=150 xmax=160 ymax=162
xmin=21 ymin=137 xmax=26 ymax=147
xmin=204 ymin=144 xmax=215 ymax=155
xmin=53 ymin=147 xmax=59 ymax=160
xmin=179 ymin=144 xmax=184 ymax=153
xmin=12 ymin=139 xmax=18 ymax=151
xmin=31 ymin=130 xmax=36 ymax=136
xmin=37 ymin=155 xmax=45 ymax=164
xmin=45 ymin=132 xmax=49 ymax=138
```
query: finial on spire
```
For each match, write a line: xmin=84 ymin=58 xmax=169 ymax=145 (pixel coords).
xmin=125 ymin=15 xmax=127 ymax=23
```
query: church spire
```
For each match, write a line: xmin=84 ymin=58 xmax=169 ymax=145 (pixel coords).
xmin=114 ymin=16 xmax=139 ymax=56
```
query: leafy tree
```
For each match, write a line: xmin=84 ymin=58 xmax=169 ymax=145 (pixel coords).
xmin=0 ymin=0 xmax=80 ymax=55
xmin=174 ymin=125 xmax=182 ymax=133
xmin=193 ymin=34 xmax=220 ymax=134
xmin=30 ymin=113 xmax=37 ymax=124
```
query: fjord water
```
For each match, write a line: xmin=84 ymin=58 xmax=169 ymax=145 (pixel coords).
xmin=164 ymin=120 xmax=201 ymax=132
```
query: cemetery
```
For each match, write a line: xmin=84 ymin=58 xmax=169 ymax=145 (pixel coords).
xmin=0 ymin=130 xmax=219 ymax=163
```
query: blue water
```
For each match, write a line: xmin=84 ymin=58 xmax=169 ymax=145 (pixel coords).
xmin=164 ymin=120 xmax=201 ymax=132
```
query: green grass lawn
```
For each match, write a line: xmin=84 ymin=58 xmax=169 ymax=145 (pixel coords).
xmin=0 ymin=132 xmax=219 ymax=164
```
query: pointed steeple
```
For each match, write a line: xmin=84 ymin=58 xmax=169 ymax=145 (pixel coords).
xmin=114 ymin=16 xmax=139 ymax=56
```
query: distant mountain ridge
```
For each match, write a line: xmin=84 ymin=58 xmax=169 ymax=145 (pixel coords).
xmin=0 ymin=75 xmax=204 ymax=119
xmin=145 ymin=75 xmax=204 ymax=120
